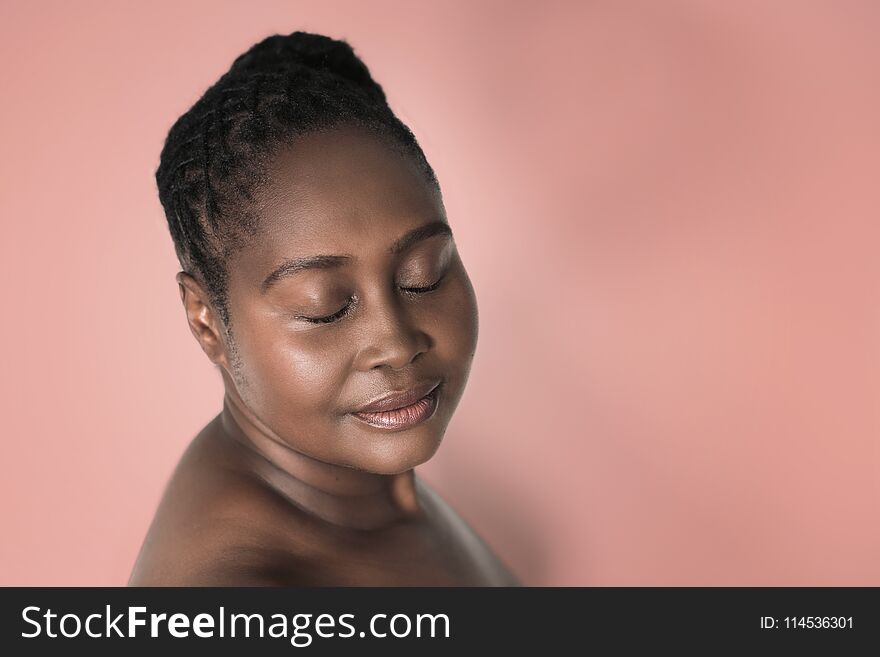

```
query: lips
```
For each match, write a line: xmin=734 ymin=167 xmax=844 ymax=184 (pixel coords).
xmin=353 ymin=379 xmax=442 ymax=413
xmin=350 ymin=379 xmax=442 ymax=431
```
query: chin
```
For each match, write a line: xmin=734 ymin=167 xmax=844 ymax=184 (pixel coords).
xmin=353 ymin=429 xmax=445 ymax=475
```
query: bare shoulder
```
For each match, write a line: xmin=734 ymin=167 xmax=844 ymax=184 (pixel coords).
xmin=416 ymin=475 xmax=522 ymax=586
xmin=128 ymin=420 xmax=311 ymax=586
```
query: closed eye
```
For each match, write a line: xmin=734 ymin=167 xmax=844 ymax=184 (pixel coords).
xmin=298 ymin=297 xmax=355 ymax=324
xmin=399 ymin=273 xmax=446 ymax=295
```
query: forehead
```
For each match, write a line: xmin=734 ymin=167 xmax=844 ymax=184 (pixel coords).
xmin=233 ymin=126 xmax=442 ymax=278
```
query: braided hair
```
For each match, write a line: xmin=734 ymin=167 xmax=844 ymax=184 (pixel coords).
xmin=156 ymin=31 xmax=439 ymax=336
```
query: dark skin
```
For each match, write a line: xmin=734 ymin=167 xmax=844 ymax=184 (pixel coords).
xmin=129 ymin=126 xmax=520 ymax=586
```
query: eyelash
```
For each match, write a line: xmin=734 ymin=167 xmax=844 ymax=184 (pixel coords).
xmin=298 ymin=275 xmax=446 ymax=324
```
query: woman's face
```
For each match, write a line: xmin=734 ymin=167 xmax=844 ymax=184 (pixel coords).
xmin=220 ymin=126 xmax=478 ymax=475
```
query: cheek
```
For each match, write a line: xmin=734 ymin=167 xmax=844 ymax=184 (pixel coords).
xmin=434 ymin=269 xmax=479 ymax=370
xmin=235 ymin=316 xmax=351 ymax=419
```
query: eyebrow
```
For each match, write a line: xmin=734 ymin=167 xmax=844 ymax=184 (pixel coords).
xmin=260 ymin=220 xmax=453 ymax=293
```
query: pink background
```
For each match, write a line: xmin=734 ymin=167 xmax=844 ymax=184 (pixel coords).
xmin=1 ymin=1 xmax=878 ymax=585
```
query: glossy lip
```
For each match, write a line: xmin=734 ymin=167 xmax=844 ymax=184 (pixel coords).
xmin=353 ymin=379 xmax=442 ymax=413
xmin=351 ymin=383 xmax=442 ymax=431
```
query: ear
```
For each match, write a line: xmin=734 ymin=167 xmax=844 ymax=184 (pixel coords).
xmin=176 ymin=271 xmax=230 ymax=369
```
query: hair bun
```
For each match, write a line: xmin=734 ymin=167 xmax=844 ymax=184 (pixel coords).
xmin=228 ymin=31 xmax=387 ymax=104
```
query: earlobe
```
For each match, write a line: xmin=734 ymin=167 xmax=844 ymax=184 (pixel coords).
xmin=175 ymin=271 xmax=228 ymax=367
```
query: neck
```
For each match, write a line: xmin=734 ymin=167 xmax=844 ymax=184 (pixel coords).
xmin=217 ymin=381 xmax=423 ymax=532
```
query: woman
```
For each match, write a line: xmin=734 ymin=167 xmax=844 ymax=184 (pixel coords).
xmin=128 ymin=31 xmax=519 ymax=586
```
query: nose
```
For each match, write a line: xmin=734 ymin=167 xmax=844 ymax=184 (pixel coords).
xmin=354 ymin=291 xmax=431 ymax=371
